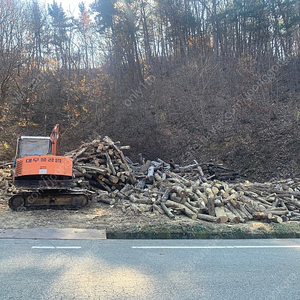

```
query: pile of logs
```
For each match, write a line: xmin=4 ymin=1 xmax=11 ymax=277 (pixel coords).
xmin=2 ymin=135 xmax=300 ymax=224
xmin=129 ymin=158 xmax=240 ymax=184
xmin=98 ymin=175 xmax=300 ymax=224
xmin=65 ymin=136 xmax=136 ymax=192
xmin=0 ymin=163 xmax=15 ymax=199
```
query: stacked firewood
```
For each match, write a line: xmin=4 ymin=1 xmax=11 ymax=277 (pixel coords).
xmin=65 ymin=136 xmax=136 ymax=192
xmin=98 ymin=172 xmax=300 ymax=223
xmin=91 ymin=153 xmax=300 ymax=223
xmin=0 ymin=163 xmax=15 ymax=198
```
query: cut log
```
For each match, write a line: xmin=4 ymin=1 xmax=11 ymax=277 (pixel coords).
xmin=236 ymin=203 xmax=252 ymax=220
xmin=105 ymin=152 xmax=116 ymax=175
xmin=68 ymin=146 xmax=88 ymax=161
xmin=120 ymin=184 xmax=133 ymax=195
xmin=93 ymin=176 xmax=112 ymax=192
xmin=226 ymin=203 xmax=245 ymax=222
xmin=136 ymin=178 xmax=146 ymax=189
xmin=161 ymin=202 xmax=175 ymax=219
xmin=264 ymin=209 xmax=288 ymax=216
xmin=197 ymin=213 xmax=218 ymax=222
xmin=215 ymin=206 xmax=228 ymax=223
xmin=172 ymin=185 xmax=186 ymax=198
xmin=224 ymin=208 xmax=240 ymax=223
xmin=166 ymin=170 xmax=191 ymax=187
xmin=153 ymin=203 xmax=164 ymax=214
xmin=160 ymin=188 xmax=171 ymax=203
xmin=184 ymin=202 xmax=199 ymax=213
xmin=170 ymin=192 xmax=183 ymax=203
xmin=207 ymin=195 xmax=215 ymax=216
xmin=271 ymin=216 xmax=283 ymax=223
xmin=147 ymin=165 xmax=155 ymax=183
xmin=97 ymin=197 xmax=116 ymax=205
xmin=80 ymin=165 xmax=110 ymax=175
xmin=165 ymin=200 xmax=197 ymax=219
xmin=154 ymin=173 xmax=163 ymax=182
xmin=108 ymin=175 xmax=119 ymax=184
xmin=252 ymin=212 xmax=273 ymax=220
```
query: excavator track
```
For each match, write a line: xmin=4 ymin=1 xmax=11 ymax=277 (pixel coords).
xmin=9 ymin=189 xmax=91 ymax=211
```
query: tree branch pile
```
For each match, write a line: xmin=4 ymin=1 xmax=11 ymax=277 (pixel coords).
xmin=65 ymin=136 xmax=136 ymax=192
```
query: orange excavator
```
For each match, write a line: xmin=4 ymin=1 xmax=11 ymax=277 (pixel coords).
xmin=9 ymin=124 xmax=91 ymax=210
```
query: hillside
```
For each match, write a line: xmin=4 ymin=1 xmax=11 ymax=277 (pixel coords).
xmin=65 ymin=56 xmax=299 ymax=182
xmin=3 ymin=56 xmax=300 ymax=183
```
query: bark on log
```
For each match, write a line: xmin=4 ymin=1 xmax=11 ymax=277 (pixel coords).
xmin=197 ymin=213 xmax=218 ymax=222
xmin=184 ymin=202 xmax=199 ymax=213
xmin=236 ymin=203 xmax=253 ymax=219
xmin=80 ymin=165 xmax=110 ymax=175
xmin=161 ymin=188 xmax=171 ymax=203
xmin=136 ymin=178 xmax=146 ymax=189
xmin=153 ymin=203 xmax=164 ymax=214
xmin=207 ymin=195 xmax=215 ymax=216
xmin=154 ymin=173 xmax=163 ymax=182
xmin=265 ymin=209 xmax=288 ymax=215
xmin=166 ymin=170 xmax=191 ymax=187
xmin=253 ymin=212 xmax=273 ymax=220
xmin=226 ymin=203 xmax=245 ymax=222
xmin=165 ymin=200 xmax=197 ymax=219
xmin=105 ymin=152 xmax=117 ymax=175
xmin=161 ymin=202 xmax=175 ymax=219
xmin=94 ymin=177 xmax=111 ymax=192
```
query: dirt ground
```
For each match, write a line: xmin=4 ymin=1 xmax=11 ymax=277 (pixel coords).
xmin=0 ymin=197 xmax=214 ymax=231
xmin=2 ymin=197 xmax=300 ymax=238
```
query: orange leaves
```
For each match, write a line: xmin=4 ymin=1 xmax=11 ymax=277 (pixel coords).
xmin=63 ymin=104 xmax=70 ymax=110
xmin=188 ymin=37 xmax=195 ymax=46
xmin=81 ymin=8 xmax=91 ymax=28
xmin=81 ymin=76 xmax=86 ymax=87
xmin=73 ymin=108 xmax=80 ymax=117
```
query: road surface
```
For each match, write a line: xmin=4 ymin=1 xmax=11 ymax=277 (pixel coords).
xmin=1 ymin=238 xmax=300 ymax=299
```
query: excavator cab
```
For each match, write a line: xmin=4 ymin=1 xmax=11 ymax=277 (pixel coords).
xmin=17 ymin=136 xmax=52 ymax=158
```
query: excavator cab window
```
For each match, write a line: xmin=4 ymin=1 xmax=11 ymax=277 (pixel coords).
xmin=18 ymin=137 xmax=52 ymax=158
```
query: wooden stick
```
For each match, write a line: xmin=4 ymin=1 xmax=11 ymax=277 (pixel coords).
xmin=105 ymin=152 xmax=116 ymax=175
xmin=160 ymin=188 xmax=171 ymax=203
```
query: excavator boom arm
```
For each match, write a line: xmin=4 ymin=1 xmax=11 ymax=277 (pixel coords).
xmin=50 ymin=124 xmax=60 ymax=155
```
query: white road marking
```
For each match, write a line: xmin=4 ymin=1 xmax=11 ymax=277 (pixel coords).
xmin=32 ymin=246 xmax=55 ymax=249
xmin=32 ymin=246 xmax=81 ymax=249
xmin=132 ymin=245 xmax=300 ymax=249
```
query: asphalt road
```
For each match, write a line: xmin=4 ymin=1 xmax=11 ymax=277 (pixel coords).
xmin=1 ymin=238 xmax=300 ymax=300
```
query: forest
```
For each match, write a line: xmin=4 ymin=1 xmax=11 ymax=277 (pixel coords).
xmin=0 ymin=0 xmax=300 ymax=180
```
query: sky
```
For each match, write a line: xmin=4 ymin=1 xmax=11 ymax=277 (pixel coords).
xmin=43 ymin=0 xmax=94 ymax=16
